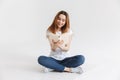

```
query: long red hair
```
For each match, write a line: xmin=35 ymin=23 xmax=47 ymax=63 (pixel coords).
xmin=47 ymin=10 xmax=70 ymax=34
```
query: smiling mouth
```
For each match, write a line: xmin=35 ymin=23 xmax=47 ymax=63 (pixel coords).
xmin=58 ymin=24 xmax=62 ymax=26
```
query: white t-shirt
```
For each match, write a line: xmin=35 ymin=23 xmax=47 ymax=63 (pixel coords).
xmin=46 ymin=29 xmax=73 ymax=60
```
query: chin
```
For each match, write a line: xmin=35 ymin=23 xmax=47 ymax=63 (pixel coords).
xmin=58 ymin=25 xmax=64 ymax=28
xmin=58 ymin=26 xmax=62 ymax=29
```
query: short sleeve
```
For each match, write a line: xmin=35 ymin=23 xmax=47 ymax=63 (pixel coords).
xmin=69 ymin=29 xmax=73 ymax=35
xmin=46 ymin=30 xmax=50 ymax=38
xmin=68 ymin=29 xmax=73 ymax=36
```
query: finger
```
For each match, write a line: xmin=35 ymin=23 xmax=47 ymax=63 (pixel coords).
xmin=52 ymin=39 xmax=54 ymax=42
xmin=57 ymin=40 xmax=60 ymax=43
xmin=60 ymin=40 xmax=64 ymax=43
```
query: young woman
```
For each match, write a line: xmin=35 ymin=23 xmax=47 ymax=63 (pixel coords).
xmin=38 ymin=10 xmax=85 ymax=74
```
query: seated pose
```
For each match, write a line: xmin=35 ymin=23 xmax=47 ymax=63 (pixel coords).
xmin=38 ymin=10 xmax=85 ymax=74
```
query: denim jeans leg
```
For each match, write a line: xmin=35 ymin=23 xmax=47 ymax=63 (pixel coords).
xmin=38 ymin=56 xmax=65 ymax=71
xmin=60 ymin=55 xmax=85 ymax=68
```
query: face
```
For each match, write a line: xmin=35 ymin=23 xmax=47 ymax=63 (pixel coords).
xmin=56 ymin=14 xmax=66 ymax=29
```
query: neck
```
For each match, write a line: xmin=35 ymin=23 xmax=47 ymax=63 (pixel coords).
xmin=56 ymin=28 xmax=61 ymax=32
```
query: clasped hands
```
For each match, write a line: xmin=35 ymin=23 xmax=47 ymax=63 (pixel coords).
xmin=52 ymin=39 xmax=64 ymax=48
xmin=51 ymin=39 xmax=68 ymax=52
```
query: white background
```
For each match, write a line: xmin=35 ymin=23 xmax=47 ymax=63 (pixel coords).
xmin=0 ymin=0 xmax=120 ymax=80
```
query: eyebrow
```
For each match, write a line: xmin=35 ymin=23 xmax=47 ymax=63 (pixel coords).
xmin=58 ymin=16 xmax=66 ymax=20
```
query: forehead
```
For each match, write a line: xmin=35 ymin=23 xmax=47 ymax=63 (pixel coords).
xmin=58 ymin=14 xmax=66 ymax=20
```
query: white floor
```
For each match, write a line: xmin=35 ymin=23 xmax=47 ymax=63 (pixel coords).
xmin=0 ymin=53 xmax=120 ymax=80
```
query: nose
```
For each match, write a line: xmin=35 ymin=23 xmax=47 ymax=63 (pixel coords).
xmin=59 ymin=20 xmax=62 ymax=23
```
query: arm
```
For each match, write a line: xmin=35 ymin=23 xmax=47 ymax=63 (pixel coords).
xmin=46 ymin=30 xmax=73 ymax=52
xmin=46 ymin=35 xmax=58 ymax=51
xmin=56 ymin=34 xmax=72 ymax=52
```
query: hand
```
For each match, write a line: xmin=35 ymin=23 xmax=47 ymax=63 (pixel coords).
xmin=56 ymin=40 xmax=64 ymax=47
xmin=52 ymin=39 xmax=64 ymax=47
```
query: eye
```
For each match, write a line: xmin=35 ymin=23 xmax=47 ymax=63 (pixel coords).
xmin=57 ymin=17 xmax=61 ymax=20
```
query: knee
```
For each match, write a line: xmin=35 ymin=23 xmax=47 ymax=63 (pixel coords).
xmin=76 ymin=55 xmax=85 ymax=65
xmin=37 ymin=56 xmax=47 ymax=65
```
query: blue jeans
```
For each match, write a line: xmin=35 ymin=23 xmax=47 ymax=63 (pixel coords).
xmin=38 ymin=55 xmax=85 ymax=71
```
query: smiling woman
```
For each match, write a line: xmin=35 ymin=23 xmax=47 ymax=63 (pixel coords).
xmin=56 ymin=14 xmax=66 ymax=29
xmin=37 ymin=10 xmax=85 ymax=74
